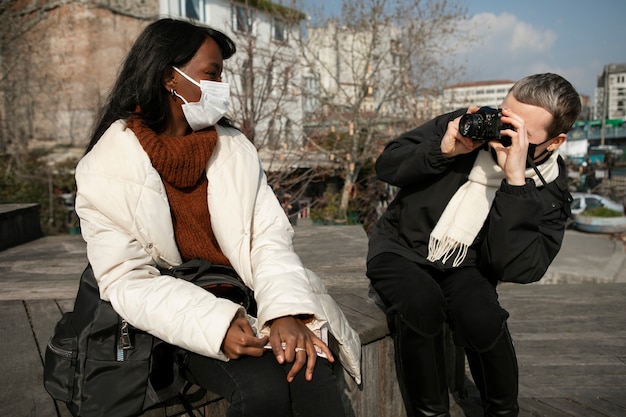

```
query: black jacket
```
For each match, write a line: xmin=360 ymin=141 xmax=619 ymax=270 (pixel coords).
xmin=367 ymin=109 xmax=572 ymax=284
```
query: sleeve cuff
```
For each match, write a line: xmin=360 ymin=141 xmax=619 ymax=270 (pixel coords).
xmin=499 ymin=178 xmax=536 ymax=195
xmin=428 ymin=144 xmax=454 ymax=170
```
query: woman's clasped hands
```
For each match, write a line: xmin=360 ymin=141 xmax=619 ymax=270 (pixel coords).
xmin=222 ymin=313 xmax=334 ymax=382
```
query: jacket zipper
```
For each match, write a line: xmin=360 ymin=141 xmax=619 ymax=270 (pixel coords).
xmin=116 ymin=319 xmax=134 ymax=361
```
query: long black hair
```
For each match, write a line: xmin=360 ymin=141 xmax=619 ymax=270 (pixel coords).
xmin=85 ymin=18 xmax=236 ymax=153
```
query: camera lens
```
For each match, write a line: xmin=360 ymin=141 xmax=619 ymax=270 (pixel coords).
xmin=459 ymin=114 xmax=484 ymax=139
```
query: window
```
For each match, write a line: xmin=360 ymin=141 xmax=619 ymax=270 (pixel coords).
xmin=267 ymin=119 xmax=278 ymax=149
xmin=241 ymin=59 xmax=253 ymax=96
xmin=266 ymin=62 xmax=274 ymax=89
xmin=179 ymin=0 xmax=203 ymax=20
xmin=273 ymin=18 xmax=286 ymax=42
xmin=284 ymin=119 xmax=292 ymax=144
xmin=390 ymin=40 xmax=400 ymax=65
xmin=584 ymin=197 xmax=602 ymax=210
xmin=233 ymin=5 xmax=253 ymax=33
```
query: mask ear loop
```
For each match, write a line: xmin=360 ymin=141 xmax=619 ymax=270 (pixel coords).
xmin=170 ymin=67 xmax=196 ymax=105
xmin=168 ymin=87 xmax=189 ymax=104
xmin=173 ymin=66 xmax=201 ymax=88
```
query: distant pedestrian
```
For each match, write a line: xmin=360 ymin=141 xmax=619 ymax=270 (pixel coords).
xmin=581 ymin=158 xmax=598 ymax=192
xmin=605 ymin=152 xmax=615 ymax=180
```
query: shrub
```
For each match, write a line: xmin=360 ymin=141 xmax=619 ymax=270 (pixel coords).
xmin=580 ymin=207 xmax=624 ymax=217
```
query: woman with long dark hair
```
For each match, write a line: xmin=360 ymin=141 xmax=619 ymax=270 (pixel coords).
xmin=75 ymin=18 xmax=360 ymax=417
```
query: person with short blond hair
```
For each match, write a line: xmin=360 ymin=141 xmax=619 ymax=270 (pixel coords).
xmin=367 ymin=73 xmax=581 ymax=417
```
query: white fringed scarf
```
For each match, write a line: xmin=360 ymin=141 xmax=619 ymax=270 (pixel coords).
xmin=427 ymin=149 xmax=560 ymax=267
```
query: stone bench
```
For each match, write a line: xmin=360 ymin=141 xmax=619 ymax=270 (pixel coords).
xmin=0 ymin=203 xmax=43 ymax=251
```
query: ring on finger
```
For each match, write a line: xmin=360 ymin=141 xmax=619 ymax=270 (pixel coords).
xmin=295 ymin=347 xmax=306 ymax=352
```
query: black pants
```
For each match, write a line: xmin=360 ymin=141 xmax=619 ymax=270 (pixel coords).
xmin=367 ymin=252 xmax=509 ymax=351
xmin=367 ymin=253 xmax=519 ymax=417
xmin=182 ymin=350 xmax=346 ymax=417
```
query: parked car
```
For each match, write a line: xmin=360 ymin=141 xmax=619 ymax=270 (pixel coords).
xmin=570 ymin=193 xmax=624 ymax=215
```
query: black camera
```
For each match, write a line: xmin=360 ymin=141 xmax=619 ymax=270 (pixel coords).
xmin=459 ymin=107 xmax=514 ymax=144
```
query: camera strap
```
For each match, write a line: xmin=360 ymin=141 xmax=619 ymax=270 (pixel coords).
xmin=527 ymin=154 xmax=574 ymax=208
xmin=527 ymin=154 xmax=549 ymax=187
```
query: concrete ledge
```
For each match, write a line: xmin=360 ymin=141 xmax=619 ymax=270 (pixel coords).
xmin=542 ymin=230 xmax=626 ymax=284
xmin=2 ymin=227 xmax=624 ymax=416
xmin=0 ymin=203 xmax=43 ymax=251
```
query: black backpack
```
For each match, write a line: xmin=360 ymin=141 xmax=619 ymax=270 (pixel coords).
xmin=43 ymin=260 xmax=254 ymax=417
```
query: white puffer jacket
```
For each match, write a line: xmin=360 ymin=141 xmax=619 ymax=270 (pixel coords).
xmin=75 ymin=120 xmax=361 ymax=383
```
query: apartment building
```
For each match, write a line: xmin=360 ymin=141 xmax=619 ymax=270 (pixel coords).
xmin=594 ymin=63 xmax=626 ymax=120
xmin=160 ymin=0 xmax=306 ymax=150
xmin=303 ymin=21 xmax=399 ymax=117
xmin=2 ymin=1 xmax=611 ymax=157
xmin=440 ymin=80 xmax=515 ymax=114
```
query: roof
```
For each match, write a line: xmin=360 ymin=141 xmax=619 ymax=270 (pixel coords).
xmin=232 ymin=0 xmax=306 ymax=21
xmin=445 ymin=80 xmax=515 ymax=89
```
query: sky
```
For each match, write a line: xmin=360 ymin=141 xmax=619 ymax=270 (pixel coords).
xmin=301 ymin=0 xmax=626 ymax=99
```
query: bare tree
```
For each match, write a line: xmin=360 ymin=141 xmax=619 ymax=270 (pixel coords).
xmin=224 ymin=0 xmax=330 ymax=215
xmin=296 ymin=0 xmax=469 ymax=221
xmin=226 ymin=2 xmax=300 ymax=146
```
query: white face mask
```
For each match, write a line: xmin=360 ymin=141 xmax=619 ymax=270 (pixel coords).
xmin=172 ymin=66 xmax=230 ymax=131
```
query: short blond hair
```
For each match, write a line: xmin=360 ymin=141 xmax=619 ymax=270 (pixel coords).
xmin=509 ymin=73 xmax=581 ymax=138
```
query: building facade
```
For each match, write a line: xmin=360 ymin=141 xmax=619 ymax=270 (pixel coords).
xmin=160 ymin=0 xmax=306 ymax=150
xmin=304 ymin=21 xmax=395 ymax=116
xmin=0 ymin=1 xmax=155 ymax=155
xmin=594 ymin=63 xmax=626 ymax=120
xmin=440 ymin=80 xmax=515 ymax=114
xmin=0 ymin=0 xmax=305 ymax=156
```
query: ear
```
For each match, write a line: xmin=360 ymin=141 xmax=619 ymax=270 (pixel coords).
xmin=549 ymin=133 xmax=567 ymax=151
xmin=163 ymin=67 xmax=176 ymax=91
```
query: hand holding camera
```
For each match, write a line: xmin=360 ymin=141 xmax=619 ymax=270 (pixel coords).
xmin=459 ymin=106 xmax=514 ymax=146
xmin=440 ymin=106 xmax=483 ymax=157
xmin=470 ymin=105 xmax=532 ymax=186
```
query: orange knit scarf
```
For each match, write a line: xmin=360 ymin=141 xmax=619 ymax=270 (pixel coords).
xmin=127 ymin=118 xmax=230 ymax=265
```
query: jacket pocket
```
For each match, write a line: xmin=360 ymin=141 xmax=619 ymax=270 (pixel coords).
xmin=44 ymin=312 xmax=78 ymax=403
